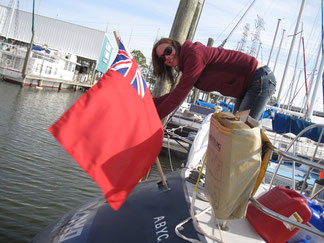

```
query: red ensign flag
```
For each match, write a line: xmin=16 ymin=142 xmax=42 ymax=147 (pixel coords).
xmin=49 ymin=39 xmax=163 ymax=210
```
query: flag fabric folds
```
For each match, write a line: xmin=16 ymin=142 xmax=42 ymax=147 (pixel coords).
xmin=49 ymin=39 xmax=163 ymax=210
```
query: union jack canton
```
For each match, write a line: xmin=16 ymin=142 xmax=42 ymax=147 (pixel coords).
xmin=110 ymin=39 xmax=147 ymax=98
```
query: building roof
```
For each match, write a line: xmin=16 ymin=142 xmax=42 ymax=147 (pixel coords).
xmin=0 ymin=5 xmax=107 ymax=61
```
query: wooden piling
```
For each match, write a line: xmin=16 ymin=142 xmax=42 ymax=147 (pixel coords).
xmin=38 ymin=79 xmax=43 ymax=87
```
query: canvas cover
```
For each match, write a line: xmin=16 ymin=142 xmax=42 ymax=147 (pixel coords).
xmin=205 ymin=112 xmax=262 ymax=219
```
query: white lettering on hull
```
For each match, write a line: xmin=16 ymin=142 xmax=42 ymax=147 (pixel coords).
xmin=154 ymin=216 xmax=169 ymax=242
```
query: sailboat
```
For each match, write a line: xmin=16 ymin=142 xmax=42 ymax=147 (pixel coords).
xmin=31 ymin=110 xmax=324 ymax=243
xmin=31 ymin=1 xmax=324 ymax=242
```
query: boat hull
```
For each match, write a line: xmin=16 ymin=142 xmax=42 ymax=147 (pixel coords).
xmin=31 ymin=170 xmax=200 ymax=243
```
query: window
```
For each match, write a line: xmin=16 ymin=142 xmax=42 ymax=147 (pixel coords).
xmin=45 ymin=66 xmax=52 ymax=75
xmin=106 ymin=42 xmax=112 ymax=52
xmin=14 ymin=58 xmax=23 ymax=70
xmin=64 ymin=61 xmax=68 ymax=70
xmin=68 ymin=62 xmax=72 ymax=72
xmin=35 ymin=64 xmax=42 ymax=73
xmin=280 ymin=143 xmax=288 ymax=149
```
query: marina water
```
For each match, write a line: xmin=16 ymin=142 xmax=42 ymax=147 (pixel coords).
xmin=0 ymin=81 xmax=182 ymax=243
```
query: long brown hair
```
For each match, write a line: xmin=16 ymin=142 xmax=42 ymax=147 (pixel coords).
xmin=151 ymin=38 xmax=181 ymax=85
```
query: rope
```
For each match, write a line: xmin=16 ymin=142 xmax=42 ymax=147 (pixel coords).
xmin=219 ymin=0 xmax=257 ymax=48
xmin=167 ymin=135 xmax=174 ymax=172
xmin=165 ymin=125 xmax=190 ymax=134
xmin=175 ymin=206 xmax=212 ymax=243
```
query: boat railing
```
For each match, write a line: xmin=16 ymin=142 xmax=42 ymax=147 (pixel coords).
xmin=252 ymin=124 xmax=324 ymax=238
xmin=249 ymin=197 xmax=324 ymax=237
xmin=265 ymin=104 xmax=305 ymax=118
xmin=178 ymin=121 xmax=324 ymax=241
xmin=269 ymin=124 xmax=324 ymax=192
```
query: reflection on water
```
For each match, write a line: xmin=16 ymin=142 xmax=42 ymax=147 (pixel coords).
xmin=0 ymin=81 xmax=182 ymax=242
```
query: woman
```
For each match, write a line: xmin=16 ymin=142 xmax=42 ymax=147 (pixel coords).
xmin=151 ymin=38 xmax=276 ymax=120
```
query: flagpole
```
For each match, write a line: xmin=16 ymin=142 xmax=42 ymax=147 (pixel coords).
xmin=155 ymin=157 xmax=168 ymax=186
xmin=113 ymin=31 xmax=120 ymax=46
xmin=113 ymin=30 xmax=168 ymax=187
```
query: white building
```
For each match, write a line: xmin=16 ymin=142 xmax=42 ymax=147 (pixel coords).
xmin=0 ymin=4 xmax=113 ymax=84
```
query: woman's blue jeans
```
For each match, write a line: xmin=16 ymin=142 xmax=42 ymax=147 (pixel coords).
xmin=233 ymin=65 xmax=276 ymax=120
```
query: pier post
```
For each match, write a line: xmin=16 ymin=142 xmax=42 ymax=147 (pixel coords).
xmin=38 ymin=79 xmax=43 ymax=87
xmin=192 ymin=37 xmax=214 ymax=104
xmin=21 ymin=4 xmax=35 ymax=88
xmin=58 ymin=82 xmax=63 ymax=90
xmin=153 ymin=0 xmax=200 ymax=99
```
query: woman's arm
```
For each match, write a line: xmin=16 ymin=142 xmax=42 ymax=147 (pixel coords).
xmin=153 ymin=93 xmax=169 ymax=107
xmin=155 ymin=52 xmax=206 ymax=119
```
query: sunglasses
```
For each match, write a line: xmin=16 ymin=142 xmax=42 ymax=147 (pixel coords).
xmin=158 ymin=46 xmax=172 ymax=63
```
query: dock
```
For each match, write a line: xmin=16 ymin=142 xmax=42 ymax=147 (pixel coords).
xmin=23 ymin=75 xmax=93 ymax=91
xmin=0 ymin=70 xmax=93 ymax=91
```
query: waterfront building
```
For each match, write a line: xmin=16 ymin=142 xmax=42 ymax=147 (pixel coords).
xmin=0 ymin=4 xmax=113 ymax=86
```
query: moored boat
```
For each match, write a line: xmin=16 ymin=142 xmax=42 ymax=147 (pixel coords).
xmin=0 ymin=41 xmax=79 ymax=84
xmin=31 ymin=112 xmax=324 ymax=243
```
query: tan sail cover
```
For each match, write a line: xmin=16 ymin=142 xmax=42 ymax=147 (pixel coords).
xmin=205 ymin=112 xmax=262 ymax=219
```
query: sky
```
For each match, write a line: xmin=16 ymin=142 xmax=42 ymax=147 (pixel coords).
xmin=1 ymin=0 xmax=323 ymax=113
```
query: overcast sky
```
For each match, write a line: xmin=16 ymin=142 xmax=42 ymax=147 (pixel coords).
xmin=1 ymin=0 xmax=323 ymax=111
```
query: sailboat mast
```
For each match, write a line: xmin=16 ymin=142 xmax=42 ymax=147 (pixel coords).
xmin=301 ymin=37 xmax=309 ymax=112
xmin=21 ymin=0 xmax=35 ymax=85
xmin=276 ymin=0 xmax=306 ymax=105
xmin=272 ymin=29 xmax=286 ymax=73
xmin=219 ymin=0 xmax=257 ymax=48
xmin=267 ymin=18 xmax=281 ymax=66
xmin=306 ymin=50 xmax=324 ymax=120
xmin=287 ymin=30 xmax=302 ymax=110
xmin=306 ymin=0 xmax=324 ymax=120
xmin=303 ymin=43 xmax=321 ymax=119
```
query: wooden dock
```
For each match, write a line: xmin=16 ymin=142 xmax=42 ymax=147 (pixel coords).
xmin=23 ymin=75 xmax=93 ymax=91
xmin=0 ymin=72 xmax=93 ymax=91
